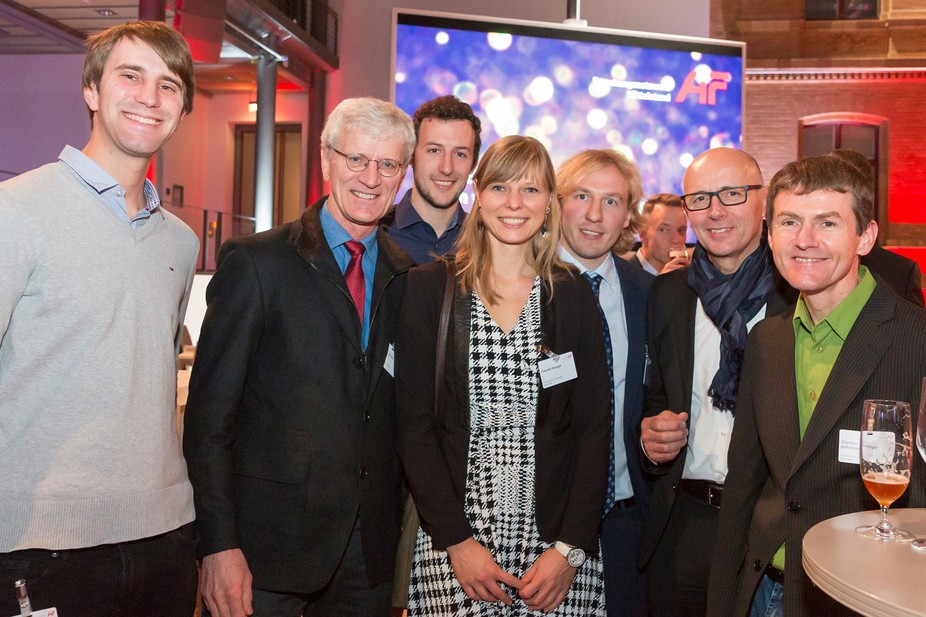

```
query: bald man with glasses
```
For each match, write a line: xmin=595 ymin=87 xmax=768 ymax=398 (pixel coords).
xmin=637 ymin=148 xmax=797 ymax=617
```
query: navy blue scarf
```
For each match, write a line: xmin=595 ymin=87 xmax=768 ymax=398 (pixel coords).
xmin=687 ymin=236 xmax=775 ymax=415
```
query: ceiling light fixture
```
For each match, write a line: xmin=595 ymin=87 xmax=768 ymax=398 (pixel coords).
xmin=96 ymin=9 xmax=117 ymax=17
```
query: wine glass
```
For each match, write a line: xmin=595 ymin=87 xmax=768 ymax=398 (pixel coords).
xmin=912 ymin=378 xmax=926 ymax=553
xmin=856 ymin=399 xmax=914 ymax=542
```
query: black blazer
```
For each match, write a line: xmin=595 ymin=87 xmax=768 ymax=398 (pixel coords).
xmin=637 ymin=266 xmax=797 ymax=568
xmin=861 ymin=243 xmax=924 ymax=307
xmin=708 ymin=283 xmax=926 ymax=616
xmin=611 ymin=254 xmax=656 ymax=509
xmin=396 ymin=262 xmax=611 ymax=554
xmin=183 ymin=199 xmax=415 ymax=592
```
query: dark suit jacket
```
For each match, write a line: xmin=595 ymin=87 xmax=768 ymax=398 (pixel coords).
xmin=637 ymin=266 xmax=797 ymax=568
xmin=611 ymin=254 xmax=656 ymax=510
xmin=861 ymin=244 xmax=924 ymax=307
xmin=396 ymin=262 xmax=611 ymax=554
xmin=708 ymin=282 xmax=926 ymax=616
xmin=183 ymin=198 xmax=415 ymax=593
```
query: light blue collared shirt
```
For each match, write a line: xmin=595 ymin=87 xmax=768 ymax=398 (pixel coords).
xmin=558 ymin=247 xmax=633 ymax=501
xmin=320 ymin=201 xmax=378 ymax=349
xmin=58 ymin=146 xmax=160 ymax=230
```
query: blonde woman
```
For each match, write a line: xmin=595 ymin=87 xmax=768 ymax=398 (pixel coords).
xmin=396 ymin=136 xmax=610 ymax=615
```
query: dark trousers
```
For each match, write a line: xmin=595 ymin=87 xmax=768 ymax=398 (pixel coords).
xmin=210 ymin=516 xmax=391 ymax=617
xmin=601 ymin=500 xmax=647 ymax=617
xmin=0 ymin=523 xmax=198 ymax=617
xmin=646 ymin=491 xmax=719 ymax=617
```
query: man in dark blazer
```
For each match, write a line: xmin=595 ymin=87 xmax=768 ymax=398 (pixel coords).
xmin=708 ymin=155 xmax=926 ymax=616
xmin=826 ymin=147 xmax=923 ymax=307
xmin=638 ymin=148 xmax=797 ymax=617
xmin=556 ymin=149 xmax=654 ymax=616
xmin=183 ymin=98 xmax=416 ymax=617
xmin=860 ymin=243 xmax=923 ymax=306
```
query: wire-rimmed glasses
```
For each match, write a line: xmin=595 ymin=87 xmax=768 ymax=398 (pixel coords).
xmin=329 ymin=147 xmax=404 ymax=177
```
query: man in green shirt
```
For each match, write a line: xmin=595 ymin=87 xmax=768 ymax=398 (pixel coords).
xmin=707 ymin=155 xmax=926 ymax=617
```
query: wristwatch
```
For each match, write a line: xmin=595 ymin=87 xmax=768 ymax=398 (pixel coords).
xmin=553 ymin=541 xmax=586 ymax=568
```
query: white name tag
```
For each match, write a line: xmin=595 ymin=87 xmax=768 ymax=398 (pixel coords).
xmin=838 ymin=429 xmax=860 ymax=464
xmin=384 ymin=343 xmax=395 ymax=377
xmin=9 ymin=609 xmax=57 ymax=617
xmin=539 ymin=351 xmax=578 ymax=388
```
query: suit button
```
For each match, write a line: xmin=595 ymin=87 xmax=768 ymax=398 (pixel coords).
xmin=353 ymin=356 xmax=365 ymax=369
xmin=753 ymin=559 xmax=763 ymax=572
xmin=360 ymin=467 xmax=368 ymax=479
xmin=788 ymin=500 xmax=801 ymax=513
xmin=671 ymin=483 xmax=677 ymax=491
xmin=365 ymin=413 xmax=371 ymax=422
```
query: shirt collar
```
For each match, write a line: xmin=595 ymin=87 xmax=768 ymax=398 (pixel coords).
xmin=793 ymin=265 xmax=875 ymax=339
xmin=558 ymin=246 xmax=618 ymax=286
xmin=393 ymin=189 xmax=464 ymax=230
xmin=320 ymin=198 xmax=377 ymax=250
xmin=59 ymin=145 xmax=161 ymax=217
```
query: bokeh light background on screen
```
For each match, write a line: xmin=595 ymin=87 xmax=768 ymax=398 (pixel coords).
xmin=392 ymin=11 xmax=744 ymax=230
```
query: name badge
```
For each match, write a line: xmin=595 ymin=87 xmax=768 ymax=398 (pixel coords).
xmin=384 ymin=343 xmax=395 ymax=377
xmin=8 ymin=610 xmax=57 ymax=617
xmin=539 ymin=351 xmax=578 ymax=388
xmin=838 ymin=429 xmax=860 ymax=464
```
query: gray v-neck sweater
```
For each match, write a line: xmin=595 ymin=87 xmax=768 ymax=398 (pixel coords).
xmin=0 ymin=161 xmax=199 ymax=551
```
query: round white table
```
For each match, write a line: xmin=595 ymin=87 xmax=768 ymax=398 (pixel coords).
xmin=803 ymin=509 xmax=926 ymax=617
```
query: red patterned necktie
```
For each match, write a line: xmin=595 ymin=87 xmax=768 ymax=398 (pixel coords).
xmin=344 ymin=240 xmax=365 ymax=323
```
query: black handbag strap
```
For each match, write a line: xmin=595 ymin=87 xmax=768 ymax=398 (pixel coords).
xmin=435 ymin=258 xmax=456 ymax=410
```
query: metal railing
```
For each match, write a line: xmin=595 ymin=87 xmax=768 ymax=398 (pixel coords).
xmin=162 ymin=202 xmax=257 ymax=272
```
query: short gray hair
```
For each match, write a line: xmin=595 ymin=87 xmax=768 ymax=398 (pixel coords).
xmin=320 ymin=97 xmax=415 ymax=163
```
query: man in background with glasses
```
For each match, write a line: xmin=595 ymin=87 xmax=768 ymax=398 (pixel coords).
xmin=184 ymin=97 xmax=416 ymax=617
xmin=708 ymin=154 xmax=926 ymax=616
xmin=637 ymin=147 xmax=796 ymax=616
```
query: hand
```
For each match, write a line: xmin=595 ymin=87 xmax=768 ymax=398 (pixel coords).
xmin=641 ymin=410 xmax=689 ymax=463
xmin=446 ymin=537 xmax=522 ymax=605
xmin=200 ymin=548 xmax=254 ymax=617
xmin=661 ymin=254 xmax=690 ymax=274
xmin=519 ymin=546 xmax=577 ymax=612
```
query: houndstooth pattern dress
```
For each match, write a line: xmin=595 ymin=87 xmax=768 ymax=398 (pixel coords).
xmin=407 ymin=278 xmax=606 ymax=616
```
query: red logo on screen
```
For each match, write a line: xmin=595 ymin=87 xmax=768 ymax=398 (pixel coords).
xmin=675 ymin=71 xmax=732 ymax=105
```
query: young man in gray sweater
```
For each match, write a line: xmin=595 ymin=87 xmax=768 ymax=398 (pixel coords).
xmin=0 ymin=21 xmax=199 ymax=616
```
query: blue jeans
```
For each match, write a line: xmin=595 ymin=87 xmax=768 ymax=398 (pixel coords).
xmin=0 ymin=523 xmax=197 ymax=617
xmin=750 ymin=574 xmax=784 ymax=617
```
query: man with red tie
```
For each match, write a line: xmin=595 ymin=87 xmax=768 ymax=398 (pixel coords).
xmin=183 ymin=97 xmax=416 ymax=617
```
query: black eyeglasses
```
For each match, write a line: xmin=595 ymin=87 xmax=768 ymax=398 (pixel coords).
xmin=680 ymin=185 xmax=763 ymax=211
xmin=329 ymin=147 xmax=404 ymax=177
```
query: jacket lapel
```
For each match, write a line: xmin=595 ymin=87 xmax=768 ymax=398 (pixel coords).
xmin=364 ymin=228 xmax=414 ymax=400
xmin=755 ymin=313 xmax=802 ymax=476
xmin=534 ymin=280 xmax=557 ymax=426
xmin=614 ymin=255 xmax=647 ymax=433
xmin=293 ymin=201 xmax=365 ymax=352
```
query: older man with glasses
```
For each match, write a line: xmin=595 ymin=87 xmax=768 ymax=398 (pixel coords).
xmin=184 ymin=97 xmax=416 ymax=617
xmin=637 ymin=147 xmax=797 ymax=617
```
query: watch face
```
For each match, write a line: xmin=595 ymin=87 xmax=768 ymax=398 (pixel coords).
xmin=567 ymin=547 xmax=586 ymax=568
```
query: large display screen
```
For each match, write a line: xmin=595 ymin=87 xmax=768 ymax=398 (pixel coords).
xmin=392 ymin=10 xmax=745 ymax=208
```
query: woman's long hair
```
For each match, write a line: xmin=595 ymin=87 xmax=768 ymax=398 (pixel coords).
xmin=453 ymin=135 xmax=564 ymax=303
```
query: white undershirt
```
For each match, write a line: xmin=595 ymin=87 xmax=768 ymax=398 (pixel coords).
xmin=682 ymin=299 xmax=766 ymax=483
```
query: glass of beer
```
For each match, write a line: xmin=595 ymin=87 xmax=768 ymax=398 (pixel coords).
xmin=856 ymin=399 xmax=914 ymax=542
